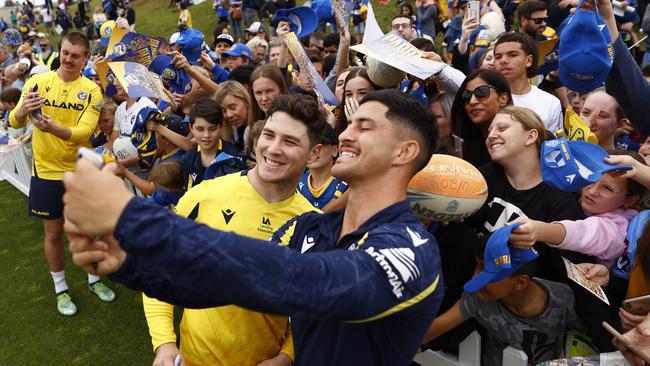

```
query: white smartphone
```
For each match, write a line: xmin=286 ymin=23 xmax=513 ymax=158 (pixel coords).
xmin=602 ymin=321 xmax=650 ymax=364
xmin=467 ymin=0 xmax=480 ymax=21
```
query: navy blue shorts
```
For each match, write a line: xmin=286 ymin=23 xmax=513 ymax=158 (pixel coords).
xmin=29 ymin=177 xmax=64 ymax=219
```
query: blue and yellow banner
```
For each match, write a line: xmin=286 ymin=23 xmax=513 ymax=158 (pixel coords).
xmin=108 ymin=62 xmax=169 ymax=102
xmin=284 ymin=32 xmax=339 ymax=106
xmin=105 ymin=28 xmax=160 ymax=67
xmin=537 ymin=38 xmax=559 ymax=75
xmin=562 ymin=107 xmax=598 ymax=144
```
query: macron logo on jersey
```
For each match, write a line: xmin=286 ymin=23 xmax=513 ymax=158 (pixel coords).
xmin=222 ymin=209 xmax=236 ymax=224
xmin=301 ymin=236 xmax=316 ymax=253
xmin=365 ymin=247 xmax=420 ymax=299
xmin=406 ymin=226 xmax=428 ymax=247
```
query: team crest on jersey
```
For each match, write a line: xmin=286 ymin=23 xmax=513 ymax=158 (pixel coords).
xmin=77 ymin=91 xmax=87 ymax=100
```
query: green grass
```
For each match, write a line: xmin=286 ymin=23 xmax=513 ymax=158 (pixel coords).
xmin=0 ymin=181 xmax=155 ymax=365
xmin=88 ymin=0 xmax=400 ymax=42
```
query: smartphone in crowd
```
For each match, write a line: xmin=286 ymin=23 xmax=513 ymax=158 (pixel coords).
xmin=467 ymin=0 xmax=481 ymax=21
xmin=31 ymin=84 xmax=41 ymax=118
xmin=623 ymin=294 xmax=650 ymax=316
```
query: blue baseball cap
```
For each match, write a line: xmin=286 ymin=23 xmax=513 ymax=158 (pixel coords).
xmin=82 ymin=66 xmax=97 ymax=78
xmin=149 ymin=54 xmax=192 ymax=94
xmin=464 ymin=223 xmax=539 ymax=293
xmin=222 ymin=43 xmax=253 ymax=60
xmin=274 ymin=6 xmax=319 ymax=38
xmin=311 ymin=0 xmax=335 ymax=24
xmin=176 ymin=28 xmax=204 ymax=62
xmin=558 ymin=6 xmax=613 ymax=93
xmin=133 ymin=107 xmax=165 ymax=133
xmin=541 ymin=138 xmax=631 ymax=192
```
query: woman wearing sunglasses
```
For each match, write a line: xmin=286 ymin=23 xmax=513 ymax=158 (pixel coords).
xmin=450 ymin=69 xmax=512 ymax=167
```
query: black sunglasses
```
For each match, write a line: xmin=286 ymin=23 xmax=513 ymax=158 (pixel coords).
xmin=528 ymin=17 xmax=548 ymax=25
xmin=461 ymin=85 xmax=497 ymax=104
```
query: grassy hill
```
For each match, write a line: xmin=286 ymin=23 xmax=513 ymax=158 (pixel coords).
xmin=94 ymin=0 xmax=400 ymax=42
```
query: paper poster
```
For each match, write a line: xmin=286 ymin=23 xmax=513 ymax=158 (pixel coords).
xmin=362 ymin=1 xmax=383 ymax=43
xmin=108 ymin=62 xmax=169 ymax=102
xmin=105 ymin=28 xmax=160 ymax=67
xmin=332 ymin=0 xmax=352 ymax=30
xmin=537 ymin=38 xmax=559 ymax=76
xmin=351 ymin=32 xmax=445 ymax=80
xmin=284 ymin=32 xmax=339 ymax=107
xmin=563 ymin=107 xmax=598 ymax=143
xmin=563 ymin=257 xmax=610 ymax=305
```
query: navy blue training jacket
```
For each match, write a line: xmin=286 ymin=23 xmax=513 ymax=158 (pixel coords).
xmin=111 ymin=198 xmax=444 ymax=366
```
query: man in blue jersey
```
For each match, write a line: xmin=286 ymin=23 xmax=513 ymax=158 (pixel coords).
xmin=63 ymin=90 xmax=444 ymax=365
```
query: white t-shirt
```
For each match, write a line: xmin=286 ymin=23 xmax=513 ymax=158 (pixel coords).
xmin=114 ymin=97 xmax=157 ymax=136
xmin=512 ymin=85 xmax=563 ymax=133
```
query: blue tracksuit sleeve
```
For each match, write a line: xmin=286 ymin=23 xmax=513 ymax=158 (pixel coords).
xmin=606 ymin=36 xmax=650 ymax=137
xmin=111 ymin=198 xmax=442 ymax=321
xmin=210 ymin=63 xmax=230 ymax=84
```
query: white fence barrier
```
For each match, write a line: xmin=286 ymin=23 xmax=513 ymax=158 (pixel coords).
xmin=414 ymin=331 xmax=528 ymax=366
xmin=0 ymin=143 xmax=31 ymax=196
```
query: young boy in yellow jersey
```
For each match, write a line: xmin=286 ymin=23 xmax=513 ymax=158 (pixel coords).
xmin=297 ymin=123 xmax=348 ymax=209
xmin=8 ymin=32 xmax=112 ymax=316
xmin=143 ymin=94 xmax=322 ymax=366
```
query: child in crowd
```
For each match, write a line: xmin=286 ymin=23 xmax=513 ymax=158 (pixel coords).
xmin=115 ymin=114 xmax=187 ymax=196
xmin=423 ymin=224 xmax=582 ymax=366
xmin=149 ymin=159 xmax=185 ymax=207
xmin=297 ymin=124 xmax=348 ymax=209
xmin=182 ymin=96 xmax=246 ymax=190
xmin=510 ymin=151 xmax=647 ymax=268
xmin=90 ymin=100 xmax=117 ymax=149
xmin=1 ymin=87 xmax=30 ymax=142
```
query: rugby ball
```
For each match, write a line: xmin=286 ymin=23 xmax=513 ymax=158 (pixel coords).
xmin=366 ymin=56 xmax=406 ymax=88
xmin=112 ymin=136 xmax=138 ymax=160
xmin=407 ymin=154 xmax=488 ymax=221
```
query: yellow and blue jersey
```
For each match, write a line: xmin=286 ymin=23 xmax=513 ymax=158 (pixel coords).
xmin=9 ymin=71 xmax=102 ymax=180
xmin=297 ymin=170 xmax=348 ymax=209
xmin=111 ymin=198 xmax=444 ymax=366
xmin=143 ymin=171 xmax=316 ymax=365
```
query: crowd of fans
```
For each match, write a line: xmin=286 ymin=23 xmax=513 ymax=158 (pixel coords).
xmin=5 ymin=0 xmax=650 ymax=364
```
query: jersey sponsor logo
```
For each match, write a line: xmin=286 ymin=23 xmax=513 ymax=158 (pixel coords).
xmin=43 ymin=99 xmax=85 ymax=111
xmin=190 ymin=173 xmax=198 ymax=183
xmin=257 ymin=216 xmax=274 ymax=234
xmin=298 ymin=181 xmax=304 ymax=190
xmin=45 ymin=86 xmax=51 ymax=92
xmin=301 ymin=236 xmax=316 ymax=253
xmin=221 ymin=208 xmax=236 ymax=224
xmin=77 ymin=91 xmax=87 ymax=100
xmin=365 ymin=246 xmax=420 ymax=299
xmin=406 ymin=226 xmax=428 ymax=247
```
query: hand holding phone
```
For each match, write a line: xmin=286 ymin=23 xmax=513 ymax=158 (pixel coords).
xmin=602 ymin=321 xmax=650 ymax=365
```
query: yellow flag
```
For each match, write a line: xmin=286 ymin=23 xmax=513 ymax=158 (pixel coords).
xmin=563 ymin=107 xmax=598 ymax=144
